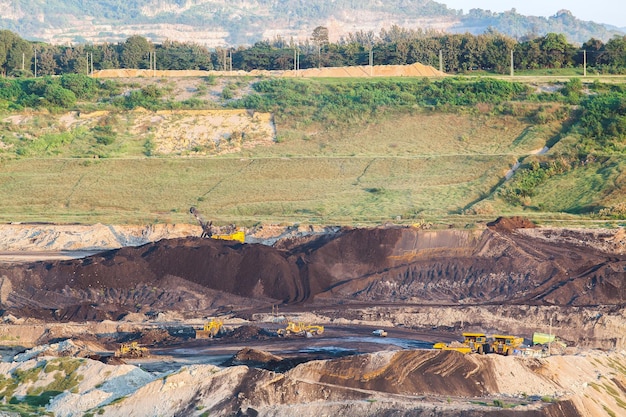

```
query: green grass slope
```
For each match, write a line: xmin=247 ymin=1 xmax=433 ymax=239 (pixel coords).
xmin=0 ymin=75 xmax=625 ymax=226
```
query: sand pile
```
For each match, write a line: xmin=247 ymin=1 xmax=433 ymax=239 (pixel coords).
xmin=93 ymin=62 xmax=446 ymax=79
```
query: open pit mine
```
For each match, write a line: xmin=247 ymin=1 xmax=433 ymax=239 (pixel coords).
xmin=0 ymin=217 xmax=624 ymax=416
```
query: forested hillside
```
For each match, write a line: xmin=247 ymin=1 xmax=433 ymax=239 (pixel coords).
xmin=0 ymin=0 xmax=621 ymax=46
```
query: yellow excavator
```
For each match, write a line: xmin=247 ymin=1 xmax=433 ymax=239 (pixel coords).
xmin=277 ymin=321 xmax=324 ymax=337
xmin=195 ymin=318 xmax=224 ymax=339
xmin=189 ymin=207 xmax=245 ymax=243
xmin=115 ymin=342 xmax=148 ymax=358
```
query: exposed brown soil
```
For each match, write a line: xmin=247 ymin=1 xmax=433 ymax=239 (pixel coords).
xmin=1 ymin=223 xmax=623 ymax=324
xmin=487 ymin=215 xmax=537 ymax=232
xmin=1 ymin=220 xmax=625 ymax=417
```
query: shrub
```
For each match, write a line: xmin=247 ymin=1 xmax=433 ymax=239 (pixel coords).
xmin=42 ymin=84 xmax=77 ymax=108
xmin=60 ymin=74 xmax=99 ymax=99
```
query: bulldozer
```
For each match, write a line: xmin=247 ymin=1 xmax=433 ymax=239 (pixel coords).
xmin=277 ymin=321 xmax=324 ymax=337
xmin=189 ymin=207 xmax=245 ymax=243
xmin=491 ymin=335 xmax=523 ymax=356
xmin=114 ymin=342 xmax=148 ymax=358
xmin=195 ymin=318 xmax=224 ymax=339
xmin=433 ymin=332 xmax=491 ymax=354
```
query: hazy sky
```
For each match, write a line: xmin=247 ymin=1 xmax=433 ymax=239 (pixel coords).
xmin=442 ymin=1 xmax=626 ymax=28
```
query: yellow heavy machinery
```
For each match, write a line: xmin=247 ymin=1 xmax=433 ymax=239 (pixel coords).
xmin=277 ymin=322 xmax=324 ymax=337
xmin=115 ymin=342 xmax=148 ymax=358
xmin=190 ymin=207 xmax=245 ymax=243
xmin=491 ymin=335 xmax=523 ymax=356
xmin=195 ymin=318 xmax=224 ymax=339
xmin=433 ymin=332 xmax=491 ymax=354
xmin=211 ymin=230 xmax=245 ymax=243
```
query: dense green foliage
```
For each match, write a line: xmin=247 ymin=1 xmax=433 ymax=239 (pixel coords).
xmin=0 ymin=74 xmax=110 ymax=110
xmin=499 ymin=157 xmax=574 ymax=206
xmin=578 ymin=91 xmax=626 ymax=152
xmin=233 ymin=78 xmax=530 ymax=123
xmin=494 ymin=87 xmax=626 ymax=217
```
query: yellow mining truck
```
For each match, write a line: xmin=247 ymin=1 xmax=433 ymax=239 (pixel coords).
xmin=195 ymin=318 xmax=224 ymax=339
xmin=433 ymin=332 xmax=491 ymax=354
xmin=115 ymin=342 xmax=148 ymax=358
xmin=491 ymin=335 xmax=523 ymax=356
xmin=277 ymin=321 xmax=324 ymax=337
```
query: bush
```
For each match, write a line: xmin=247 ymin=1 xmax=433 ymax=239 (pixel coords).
xmin=42 ymin=84 xmax=77 ymax=108
xmin=60 ymin=74 xmax=99 ymax=99
xmin=230 ymin=78 xmax=530 ymax=125
xmin=578 ymin=92 xmax=626 ymax=148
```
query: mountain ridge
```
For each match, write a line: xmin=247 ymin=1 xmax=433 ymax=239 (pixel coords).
xmin=0 ymin=0 xmax=622 ymax=47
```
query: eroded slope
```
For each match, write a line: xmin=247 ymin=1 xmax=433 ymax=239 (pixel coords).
xmin=0 ymin=223 xmax=623 ymax=322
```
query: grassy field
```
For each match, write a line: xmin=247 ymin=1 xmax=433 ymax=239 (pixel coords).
xmin=1 ymin=75 xmax=625 ymax=227
xmin=0 ymin=127 xmax=520 ymax=225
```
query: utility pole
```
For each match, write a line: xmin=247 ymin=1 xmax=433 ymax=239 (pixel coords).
xmin=91 ymin=52 xmax=94 ymax=75
xmin=369 ymin=44 xmax=373 ymax=76
xmin=548 ymin=316 xmax=552 ymax=356
xmin=510 ymin=50 xmax=514 ymax=77
xmin=22 ymin=53 xmax=25 ymax=71
xmin=293 ymin=44 xmax=300 ymax=76
xmin=229 ymin=50 xmax=232 ymax=74
xmin=34 ymin=49 xmax=37 ymax=77
xmin=318 ymin=44 xmax=322 ymax=69
xmin=583 ymin=50 xmax=587 ymax=77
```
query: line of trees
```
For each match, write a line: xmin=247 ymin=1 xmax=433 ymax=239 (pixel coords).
xmin=2 ymin=27 xmax=626 ymax=77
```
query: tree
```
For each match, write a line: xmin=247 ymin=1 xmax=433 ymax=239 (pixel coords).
xmin=35 ymin=45 xmax=58 ymax=76
xmin=120 ymin=35 xmax=152 ymax=69
xmin=482 ymin=31 xmax=516 ymax=73
xmin=538 ymin=33 xmax=575 ymax=68
xmin=581 ymin=38 xmax=604 ymax=67
xmin=600 ymin=36 xmax=626 ymax=69
xmin=0 ymin=30 xmax=33 ymax=77
xmin=311 ymin=26 xmax=329 ymax=68
xmin=99 ymin=42 xmax=120 ymax=69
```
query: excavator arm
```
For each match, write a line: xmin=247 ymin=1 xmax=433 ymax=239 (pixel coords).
xmin=190 ymin=206 xmax=213 ymax=238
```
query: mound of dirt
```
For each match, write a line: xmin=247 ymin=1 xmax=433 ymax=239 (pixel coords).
xmin=487 ymin=216 xmax=537 ymax=232
xmin=0 ymin=225 xmax=624 ymax=322
xmin=290 ymin=349 xmax=496 ymax=397
xmin=232 ymin=347 xmax=284 ymax=363
xmin=93 ymin=63 xmax=445 ymax=79
xmin=135 ymin=328 xmax=178 ymax=346
xmin=227 ymin=325 xmax=275 ymax=341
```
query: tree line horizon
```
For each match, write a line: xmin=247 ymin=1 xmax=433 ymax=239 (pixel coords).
xmin=2 ymin=26 xmax=626 ymax=77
